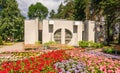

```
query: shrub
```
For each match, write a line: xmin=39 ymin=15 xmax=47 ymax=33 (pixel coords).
xmin=90 ymin=42 xmax=103 ymax=48
xmin=48 ymin=41 xmax=56 ymax=44
xmin=96 ymin=43 xmax=103 ymax=48
xmin=103 ymin=47 xmax=114 ymax=54
xmin=35 ymin=41 xmax=41 ymax=45
xmin=43 ymin=41 xmax=56 ymax=48
xmin=79 ymin=41 xmax=89 ymax=48
xmin=79 ymin=41 xmax=103 ymax=48
xmin=0 ymin=36 xmax=3 ymax=45
xmin=43 ymin=42 xmax=50 ymax=48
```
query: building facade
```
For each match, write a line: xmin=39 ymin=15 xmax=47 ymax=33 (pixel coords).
xmin=24 ymin=18 xmax=96 ymax=46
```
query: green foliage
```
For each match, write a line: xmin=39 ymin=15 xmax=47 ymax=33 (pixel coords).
xmin=0 ymin=0 xmax=24 ymax=42
xmin=49 ymin=9 xmax=55 ymax=18
xmin=48 ymin=41 xmax=57 ymax=44
xmin=0 ymin=36 xmax=3 ymax=45
xmin=35 ymin=41 xmax=41 ymax=45
xmin=74 ymin=0 xmax=89 ymax=20
xmin=43 ymin=41 xmax=56 ymax=48
xmin=3 ymin=42 xmax=13 ymax=46
xmin=79 ymin=41 xmax=103 ymax=48
xmin=102 ymin=0 xmax=120 ymax=45
xmin=79 ymin=41 xmax=89 ymax=48
xmin=103 ymin=47 xmax=114 ymax=54
xmin=89 ymin=41 xmax=103 ymax=48
xmin=28 ymin=2 xmax=48 ymax=20
xmin=50 ymin=1 xmax=75 ymax=20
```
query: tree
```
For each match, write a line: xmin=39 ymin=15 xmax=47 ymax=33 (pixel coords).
xmin=74 ymin=0 xmax=104 ymax=21
xmin=102 ymin=0 xmax=120 ymax=45
xmin=55 ymin=3 xmax=64 ymax=19
xmin=57 ymin=3 xmax=64 ymax=14
xmin=74 ymin=0 xmax=86 ymax=20
xmin=49 ymin=9 xmax=55 ymax=18
xmin=74 ymin=0 xmax=120 ymax=45
xmin=55 ymin=1 xmax=75 ymax=20
xmin=0 ymin=0 xmax=24 ymax=41
xmin=28 ymin=2 xmax=48 ymax=20
xmin=64 ymin=0 xmax=73 ymax=3
xmin=90 ymin=0 xmax=104 ymax=21
xmin=64 ymin=1 xmax=75 ymax=20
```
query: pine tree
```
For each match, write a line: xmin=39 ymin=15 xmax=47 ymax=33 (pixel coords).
xmin=49 ymin=9 xmax=55 ymax=18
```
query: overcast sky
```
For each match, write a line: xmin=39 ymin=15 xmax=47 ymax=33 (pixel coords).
xmin=16 ymin=0 xmax=64 ymax=18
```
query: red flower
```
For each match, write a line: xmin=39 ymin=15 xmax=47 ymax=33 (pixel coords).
xmin=0 ymin=69 xmax=8 ymax=73
xmin=0 ymin=50 xmax=70 ymax=73
xmin=48 ymin=72 xmax=56 ymax=73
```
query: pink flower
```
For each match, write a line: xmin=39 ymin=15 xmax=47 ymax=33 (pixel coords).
xmin=100 ymin=65 xmax=107 ymax=72
xmin=115 ymin=68 xmax=120 ymax=73
xmin=108 ymin=70 xmax=114 ymax=73
xmin=110 ymin=66 xmax=114 ymax=69
xmin=100 ymin=65 xmax=104 ymax=71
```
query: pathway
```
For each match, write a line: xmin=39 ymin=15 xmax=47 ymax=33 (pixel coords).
xmin=0 ymin=42 xmax=24 ymax=53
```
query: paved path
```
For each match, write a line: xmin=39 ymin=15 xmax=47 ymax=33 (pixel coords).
xmin=0 ymin=42 xmax=24 ymax=53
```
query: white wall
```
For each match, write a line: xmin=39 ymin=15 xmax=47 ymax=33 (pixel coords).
xmin=84 ymin=21 xmax=95 ymax=42
xmin=88 ymin=21 xmax=95 ymax=42
xmin=24 ymin=19 xmax=95 ymax=46
xmin=24 ymin=18 xmax=38 ymax=44
xmin=42 ymin=20 xmax=83 ymax=46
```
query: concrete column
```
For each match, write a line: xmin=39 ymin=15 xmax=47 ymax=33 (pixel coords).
xmin=88 ymin=21 xmax=95 ymax=42
xmin=74 ymin=33 xmax=78 ymax=46
xmin=35 ymin=18 xmax=39 ymax=42
xmin=74 ymin=21 xmax=83 ymax=46
xmin=61 ymin=28 xmax=65 ymax=44
xmin=24 ymin=18 xmax=39 ymax=44
xmin=78 ymin=22 xmax=83 ymax=42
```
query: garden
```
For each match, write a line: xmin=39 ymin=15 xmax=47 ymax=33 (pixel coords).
xmin=0 ymin=41 xmax=120 ymax=73
xmin=0 ymin=0 xmax=120 ymax=72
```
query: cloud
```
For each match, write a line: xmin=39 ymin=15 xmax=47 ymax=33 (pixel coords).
xmin=16 ymin=0 xmax=64 ymax=18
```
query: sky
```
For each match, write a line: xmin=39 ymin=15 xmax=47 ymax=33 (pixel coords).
xmin=16 ymin=0 xmax=64 ymax=18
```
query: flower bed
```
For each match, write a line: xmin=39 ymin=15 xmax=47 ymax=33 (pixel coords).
xmin=0 ymin=50 xmax=70 ymax=73
xmin=54 ymin=59 xmax=88 ymax=73
xmin=79 ymin=53 xmax=120 ymax=73
xmin=68 ymin=51 xmax=120 ymax=73
xmin=0 ymin=49 xmax=120 ymax=73
xmin=86 ymin=51 xmax=120 ymax=60
xmin=0 ymin=51 xmax=43 ymax=64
